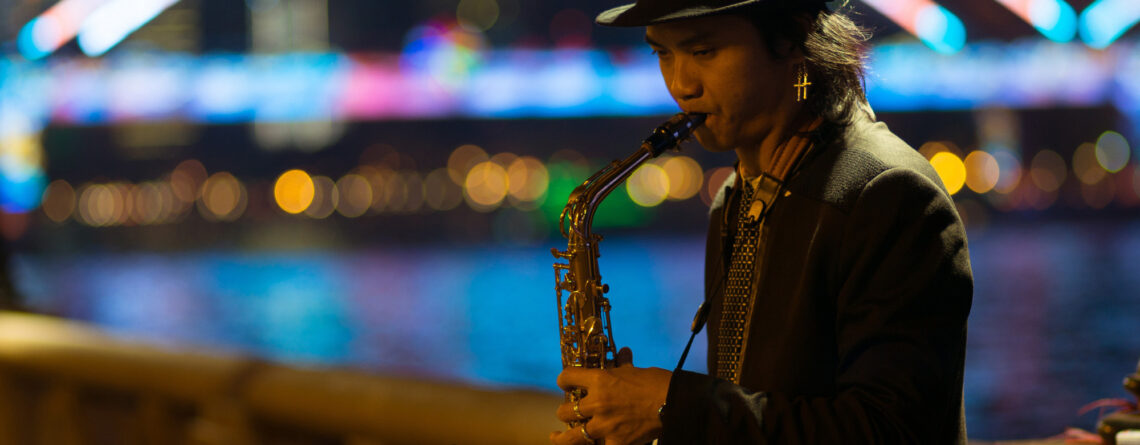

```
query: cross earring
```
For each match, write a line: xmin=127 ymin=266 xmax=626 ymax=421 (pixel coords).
xmin=794 ymin=63 xmax=811 ymax=102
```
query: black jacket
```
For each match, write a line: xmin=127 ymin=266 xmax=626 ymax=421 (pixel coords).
xmin=660 ymin=107 xmax=973 ymax=444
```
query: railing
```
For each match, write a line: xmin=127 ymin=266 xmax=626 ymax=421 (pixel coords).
xmin=0 ymin=311 xmax=563 ymax=445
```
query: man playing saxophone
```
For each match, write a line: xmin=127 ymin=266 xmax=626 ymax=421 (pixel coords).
xmin=550 ymin=0 xmax=973 ymax=444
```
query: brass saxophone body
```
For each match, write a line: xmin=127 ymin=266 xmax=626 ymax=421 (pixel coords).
xmin=550 ymin=112 xmax=706 ymax=406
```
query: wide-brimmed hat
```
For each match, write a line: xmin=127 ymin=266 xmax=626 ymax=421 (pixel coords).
xmin=596 ymin=0 xmax=827 ymax=27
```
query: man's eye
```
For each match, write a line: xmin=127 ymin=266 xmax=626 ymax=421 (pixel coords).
xmin=693 ymin=48 xmax=714 ymax=57
xmin=651 ymin=49 xmax=670 ymax=57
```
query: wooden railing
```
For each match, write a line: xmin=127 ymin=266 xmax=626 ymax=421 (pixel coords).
xmin=0 ymin=311 xmax=563 ymax=445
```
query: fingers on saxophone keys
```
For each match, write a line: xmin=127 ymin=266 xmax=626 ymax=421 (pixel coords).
xmin=557 ymin=367 xmax=596 ymax=391
xmin=556 ymin=400 xmax=591 ymax=423
xmin=549 ymin=423 xmax=599 ymax=445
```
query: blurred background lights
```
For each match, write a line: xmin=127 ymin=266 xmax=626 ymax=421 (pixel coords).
xmin=915 ymin=4 xmax=967 ymax=54
xmin=1095 ymin=130 xmax=1130 ymax=173
xmin=1073 ymin=142 xmax=1108 ymax=185
xmin=661 ymin=156 xmax=703 ymax=201
xmin=918 ymin=140 xmax=956 ymax=159
xmin=169 ymin=159 xmax=207 ymax=204
xmin=1133 ymin=165 xmax=1140 ymax=200
xmin=994 ymin=0 xmax=1077 ymax=42
xmin=448 ymin=144 xmax=490 ymax=185
xmin=464 ymin=161 xmax=509 ymax=211
xmin=1029 ymin=150 xmax=1067 ymax=192
xmin=1079 ymin=0 xmax=1140 ymax=49
xmin=990 ymin=149 xmax=1023 ymax=194
xmin=862 ymin=0 xmax=966 ymax=54
xmin=304 ymin=176 xmax=338 ymax=219
xmin=964 ymin=151 xmax=1000 ymax=194
xmin=77 ymin=183 xmax=119 ymax=226
xmin=1028 ymin=0 xmax=1077 ymax=42
xmin=627 ymin=163 xmax=670 ymax=207
xmin=457 ymin=0 xmax=500 ymax=32
xmin=700 ymin=166 xmax=734 ymax=207
xmin=375 ymin=169 xmax=404 ymax=212
xmin=134 ymin=181 xmax=174 ymax=225
xmin=199 ymin=172 xmax=246 ymax=221
xmin=16 ymin=0 xmax=108 ymax=60
xmin=424 ymin=168 xmax=464 ymax=211
xmin=387 ymin=171 xmax=424 ymax=213
xmin=17 ymin=17 xmax=59 ymax=61
xmin=77 ymin=0 xmax=180 ymax=57
xmin=1081 ymin=176 xmax=1115 ymax=208
xmin=490 ymin=152 xmax=519 ymax=170
xmin=400 ymin=20 xmax=487 ymax=91
xmin=506 ymin=156 xmax=549 ymax=206
xmin=275 ymin=169 xmax=315 ymax=214
xmin=42 ymin=180 xmax=76 ymax=223
xmin=334 ymin=174 xmax=372 ymax=218
xmin=929 ymin=151 xmax=966 ymax=194
xmin=0 ymin=131 xmax=48 ymax=213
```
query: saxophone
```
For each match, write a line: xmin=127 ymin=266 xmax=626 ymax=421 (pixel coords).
xmin=550 ymin=112 xmax=706 ymax=413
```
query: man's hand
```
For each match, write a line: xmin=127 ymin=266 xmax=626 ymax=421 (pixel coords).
xmin=549 ymin=348 xmax=673 ymax=445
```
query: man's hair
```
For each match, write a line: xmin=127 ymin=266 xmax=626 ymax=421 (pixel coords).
xmin=737 ymin=2 xmax=870 ymax=129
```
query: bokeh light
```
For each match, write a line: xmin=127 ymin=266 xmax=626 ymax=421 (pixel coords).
xmin=0 ymin=130 xmax=48 ymax=213
xmin=42 ymin=180 xmax=76 ymax=223
xmin=964 ymin=151 xmax=1000 ymax=194
xmin=77 ymin=183 xmax=120 ymax=227
xmin=335 ymin=174 xmax=373 ymax=218
xmin=457 ymin=0 xmax=500 ymax=32
xmin=400 ymin=20 xmax=487 ymax=91
xmin=1029 ymin=150 xmax=1066 ymax=192
xmin=383 ymin=171 xmax=424 ymax=213
xmin=465 ymin=161 xmax=509 ymax=211
xmin=918 ymin=141 xmax=955 ymax=160
xmin=929 ymin=151 xmax=966 ymax=195
xmin=304 ymin=176 xmax=338 ymax=219
xmin=376 ymin=169 xmax=405 ymax=212
xmin=1072 ymin=142 xmax=1107 ymax=185
xmin=627 ymin=163 xmax=670 ymax=207
xmin=133 ymin=181 xmax=175 ymax=225
xmin=507 ymin=156 xmax=549 ymax=207
xmin=111 ymin=183 xmax=134 ymax=226
xmin=991 ymin=149 xmax=1023 ymax=194
xmin=1095 ymin=130 xmax=1130 ymax=173
xmin=199 ymin=172 xmax=246 ymax=221
xmin=424 ymin=168 xmax=464 ymax=211
xmin=354 ymin=166 xmax=390 ymax=211
xmin=1115 ymin=166 xmax=1140 ymax=207
xmin=1081 ymin=177 xmax=1115 ymax=209
xmin=170 ymin=159 xmax=208 ymax=204
xmin=275 ymin=169 xmax=315 ymax=214
xmin=700 ymin=166 xmax=735 ymax=207
xmin=661 ymin=155 xmax=703 ymax=200
xmin=448 ymin=144 xmax=490 ymax=185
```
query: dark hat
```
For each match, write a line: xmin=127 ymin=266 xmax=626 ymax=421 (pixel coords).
xmin=596 ymin=0 xmax=828 ymax=27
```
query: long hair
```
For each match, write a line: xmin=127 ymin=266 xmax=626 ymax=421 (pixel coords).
xmin=737 ymin=1 xmax=871 ymax=130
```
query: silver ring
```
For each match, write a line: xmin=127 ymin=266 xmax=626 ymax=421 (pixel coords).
xmin=572 ymin=400 xmax=587 ymax=420
xmin=580 ymin=424 xmax=597 ymax=444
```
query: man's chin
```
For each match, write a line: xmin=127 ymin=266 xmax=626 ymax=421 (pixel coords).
xmin=693 ymin=134 xmax=738 ymax=154
xmin=693 ymin=132 xmax=734 ymax=153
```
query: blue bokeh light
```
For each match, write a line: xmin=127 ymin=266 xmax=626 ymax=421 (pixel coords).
xmin=1029 ymin=0 xmax=1078 ymax=42
xmin=1080 ymin=0 xmax=1140 ymax=49
xmin=915 ymin=4 xmax=966 ymax=54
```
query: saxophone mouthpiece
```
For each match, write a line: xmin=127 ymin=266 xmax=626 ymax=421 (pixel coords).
xmin=643 ymin=112 xmax=707 ymax=156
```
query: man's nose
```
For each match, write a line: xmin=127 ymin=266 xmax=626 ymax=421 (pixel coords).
xmin=669 ymin=59 xmax=701 ymax=102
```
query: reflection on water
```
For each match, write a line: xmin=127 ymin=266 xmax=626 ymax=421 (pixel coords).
xmin=13 ymin=220 xmax=1140 ymax=440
